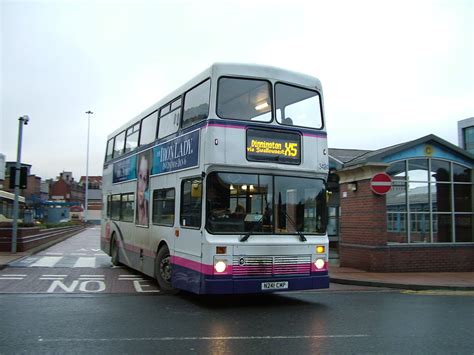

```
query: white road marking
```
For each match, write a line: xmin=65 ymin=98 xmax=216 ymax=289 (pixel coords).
xmin=1 ymin=274 xmax=27 ymax=277
xmin=45 ymin=252 xmax=63 ymax=256
xmin=0 ymin=277 xmax=24 ymax=280
xmin=30 ymin=256 xmax=62 ymax=267
xmin=73 ymin=257 xmax=96 ymax=268
xmin=79 ymin=274 xmax=105 ymax=277
xmin=41 ymin=275 xmax=67 ymax=277
xmin=70 ymin=253 xmax=88 ymax=256
xmin=19 ymin=257 xmax=37 ymax=263
xmin=40 ymin=277 xmax=65 ymax=280
xmin=38 ymin=334 xmax=370 ymax=343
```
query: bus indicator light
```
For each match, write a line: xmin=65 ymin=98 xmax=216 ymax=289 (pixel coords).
xmin=316 ymin=246 xmax=325 ymax=254
xmin=216 ymin=246 xmax=227 ymax=254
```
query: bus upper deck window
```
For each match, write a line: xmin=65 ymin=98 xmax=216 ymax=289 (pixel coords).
xmin=182 ymin=79 xmax=210 ymax=129
xmin=217 ymin=77 xmax=272 ymax=122
xmin=275 ymin=83 xmax=323 ymax=130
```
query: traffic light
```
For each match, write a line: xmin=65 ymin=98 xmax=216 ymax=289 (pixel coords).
xmin=9 ymin=166 xmax=28 ymax=189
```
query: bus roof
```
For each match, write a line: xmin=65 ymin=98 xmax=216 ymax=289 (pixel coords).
xmin=107 ymin=63 xmax=323 ymax=139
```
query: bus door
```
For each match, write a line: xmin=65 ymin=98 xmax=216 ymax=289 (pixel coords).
xmin=175 ymin=177 xmax=203 ymax=260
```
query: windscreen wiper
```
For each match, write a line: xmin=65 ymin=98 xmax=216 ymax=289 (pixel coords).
xmin=239 ymin=215 xmax=264 ymax=242
xmin=283 ymin=210 xmax=307 ymax=242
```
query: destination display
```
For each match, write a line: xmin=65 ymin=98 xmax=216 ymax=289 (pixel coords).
xmin=246 ymin=129 xmax=301 ymax=164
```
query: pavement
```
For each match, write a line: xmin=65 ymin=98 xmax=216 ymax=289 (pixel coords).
xmin=329 ymin=264 xmax=474 ymax=291
xmin=0 ymin=252 xmax=30 ymax=270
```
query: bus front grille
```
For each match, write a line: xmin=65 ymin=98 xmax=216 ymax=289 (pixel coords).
xmin=232 ymin=255 xmax=311 ymax=277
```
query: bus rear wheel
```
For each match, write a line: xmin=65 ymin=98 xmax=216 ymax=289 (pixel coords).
xmin=155 ymin=245 xmax=178 ymax=294
xmin=111 ymin=235 xmax=121 ymax=266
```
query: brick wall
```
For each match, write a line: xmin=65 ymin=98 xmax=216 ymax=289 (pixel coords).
xmin=340 ymin=244 xmax=474 ymax=272
xmin=338 ymin=177 xmax=474 ymax=272
xmin=339 ymin=179 xmax=387 ymax=246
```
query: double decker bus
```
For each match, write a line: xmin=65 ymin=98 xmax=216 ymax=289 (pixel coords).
xmin=101 ymin=63 xmax=330 ymax=294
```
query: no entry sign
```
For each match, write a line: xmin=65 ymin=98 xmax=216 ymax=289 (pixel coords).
xmin=370 ymin=173 xmax=392 ymax=195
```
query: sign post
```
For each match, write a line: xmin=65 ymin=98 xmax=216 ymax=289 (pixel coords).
xmin=370 ymin=173 xmax=392 ymax=195
xmin=12 ymin=115 xmax=30 ymax=253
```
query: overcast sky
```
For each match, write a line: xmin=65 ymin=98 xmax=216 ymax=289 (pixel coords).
xmin=1 ymin=0 xmax=473 ymax=180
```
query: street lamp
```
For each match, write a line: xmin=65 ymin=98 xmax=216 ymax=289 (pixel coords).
xmin=85 ymin=110 xmax=93 ymax=223
xmin=11 ymin=115 xmax=30 ymax=253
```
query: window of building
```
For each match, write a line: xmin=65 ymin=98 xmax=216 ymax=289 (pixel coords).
xmin=125 ymin=123 xmax=140 ymax=154
xmin=386 ymin=158 xmax=473 ymax=243
xmin=463 ymin=126 xmax=474 ymax=154
xmin=121 ymin=193 xmax=135 ymax=222
xmin=180 ymin=178 xmax=202 ymax=228
xmin=140 ymin=111 xmax=158 ymax=146
xmin=113 ymin=131 xmax=126 ymax=158
xmin=152 ymin=188 xmax=175 ymax=226
xmin=182 ymin=79 xmax=210 ymax=129
xmin=217 ymin=77 xmax=272 ymax=122
xmin=158 ymin=98 xmax=181 ymax=139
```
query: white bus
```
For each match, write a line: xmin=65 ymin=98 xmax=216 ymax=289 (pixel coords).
xmin=101 ymin=63 xmax=330 ymax=294
xmin=0 ymin=190 xmax=25 ymax=222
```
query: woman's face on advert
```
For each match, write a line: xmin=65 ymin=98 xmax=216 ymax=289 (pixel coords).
xmin=138 ymin=157 xmax=148 ymax=205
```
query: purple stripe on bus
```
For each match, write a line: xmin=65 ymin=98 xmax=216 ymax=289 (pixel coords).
xmin=303 ymin=133 xmax=327 ymax=138
xmin=207 ymin=123 xmax=246 ymax=129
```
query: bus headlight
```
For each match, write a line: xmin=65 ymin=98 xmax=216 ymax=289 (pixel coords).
xmin=214 ymin=260 xmax=227 ymax=273
xmin=314 ymin=259 xmax=325 ymax=270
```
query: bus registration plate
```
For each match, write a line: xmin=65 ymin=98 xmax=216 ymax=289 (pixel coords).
xmin=261 ymin=281 xmax=288 ymax=290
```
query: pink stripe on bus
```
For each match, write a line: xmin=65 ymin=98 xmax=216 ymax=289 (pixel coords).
xmin=171 ymin=255 xmax=233 ymax=275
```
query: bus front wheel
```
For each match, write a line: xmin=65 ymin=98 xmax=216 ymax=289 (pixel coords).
xmin=155 ymin=245 xmax=178 ymax=294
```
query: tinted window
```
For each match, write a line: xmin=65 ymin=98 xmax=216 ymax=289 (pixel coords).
xmin=206 ymin=173 xmax=273 ymax=233
xmin=113 ymin=131 xmax=126 ymax=158
xmin=140 ymin=111 xmax=158 ymax=146
xmin=111 ymin=194 xmax=121 ymax=220
xmin=158 ymin=100 xmax=180 ymax=139
xmin=453 ymin=163 xmax=471 ymax=182
xmin=181 ymin=178 xmax=202 ymax=228
xmin=430 ymin=159 xmax=450 ymax=182
xmin=121 ymin=193 xmax=135 ymax=222
xmin=206 ymin=173 xmax=326 ymax=234
xmin=275 ymin=176 xmax=327 ymax=234
xmin=408 ymin=159 xmax=428 ymax=181
xmin=106 ymin=195 xmax=112 ymax=217
xmin=153 ymin=188 xmax=175 ymax=226
xmin=217 ymin=77 xmax=272 ymax=121
xmin=182 ymin=79 xmax=210 ymax=128
xmin=275 ymin=83 xmax=323 ymax=129
xmin=105 ymin=138 xmax=114 ymax=162
xmin=125 ymin=123 xmax=140 ymax=154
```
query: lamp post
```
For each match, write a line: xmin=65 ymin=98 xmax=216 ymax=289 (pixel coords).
xmin=11 ymin=115 xmax=30 ymax=253
xmin=84 ymin=110 xmax=93 ymax=223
